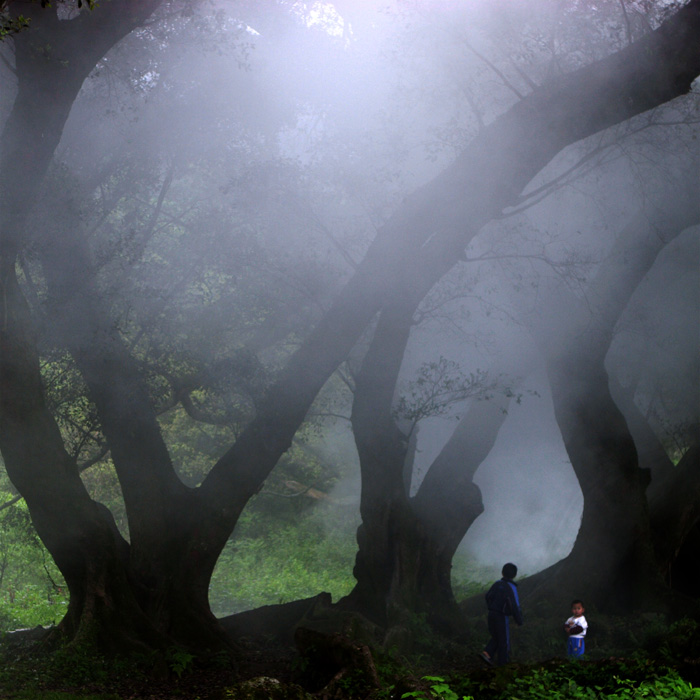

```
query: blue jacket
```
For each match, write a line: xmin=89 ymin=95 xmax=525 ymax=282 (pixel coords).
xmin=485 ymin=578 xmax=523 ymax=626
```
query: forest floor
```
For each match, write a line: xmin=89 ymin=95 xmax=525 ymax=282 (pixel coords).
xmin=0 ymin=649 xmax=699 ymax=700
xmin=0 ymin=613 xmax=699 ymax=699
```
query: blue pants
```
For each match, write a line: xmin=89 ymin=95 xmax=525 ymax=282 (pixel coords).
xmin=567 ymin=636 xmax=585 ymax=658
xmin=485 ymin=612 xmax=510 ymax=665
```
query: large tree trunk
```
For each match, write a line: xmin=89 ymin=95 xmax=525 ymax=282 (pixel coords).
xmin=410 ymin=394 xmax=510 ymax=628
xmin=3 ymin=249 xmax=228 ymax=650
xmin=521 ymin=184 xmax=699 ymax=612
xmin=610 ymin=379 xmax=700 ymax=590
xmin=340 ymin=298 xmax=510 ymax=633
xmin=0 ymin=267 xmax=165 ymax=652
xmin=340 ymin=303 xmax=416 ymax=626
xmin=34 ymin=205 xmax=239 ymax=651
xmin=341 ymin=6 xmax=700 ymax=624
xmin=0 ymin=0 xmax=235 ymax=654
xmin=536 ymin=355 xmax=662 ymax=612
xmin=0 ymin=0 xmax=195 ymax=653
xmin=647 ymin=441 xmax=700 ymax=589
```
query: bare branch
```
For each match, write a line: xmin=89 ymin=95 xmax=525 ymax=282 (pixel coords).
xmin=463 ymin=38 xmax=525 ymax=99
xmin=619 ymin=0 xmax=633 ymax=45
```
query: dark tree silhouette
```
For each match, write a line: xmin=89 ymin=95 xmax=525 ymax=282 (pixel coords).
xmin=1 ymin=0 xmax=699 ymax=652
xmin=342 ymin=315 xmax=510 ymax=633
xmin=519 ymin=177 xmax=699 ymax=614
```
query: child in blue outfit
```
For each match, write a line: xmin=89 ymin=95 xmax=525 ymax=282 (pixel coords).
xmin=479 ymin=563 xmax=523 ymax=666
xmin=564 ymin=599 xmax=588 ymax=658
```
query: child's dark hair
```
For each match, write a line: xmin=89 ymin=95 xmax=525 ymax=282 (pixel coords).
xmin=571 ymin=599 xmax=584 ymax=607
xmin=502 ymin=563 xmax=517 ymax=579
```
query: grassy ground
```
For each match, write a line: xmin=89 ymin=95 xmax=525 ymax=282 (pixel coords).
xmin=0 ymin=613 xmax=698 ymax=699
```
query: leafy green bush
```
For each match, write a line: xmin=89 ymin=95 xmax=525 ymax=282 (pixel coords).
xmin=0 ymin=584 xmax=67 ymax=631
xmin=498 ymin=663 xmax=700 ymax=700
xmin=401 ymin=675 xmax=474 ymax=700
xmin=0 ymin=486 xmax=68 ymax=633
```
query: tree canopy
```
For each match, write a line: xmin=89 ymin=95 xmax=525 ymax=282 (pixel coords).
xmin=0 ymin=0 xmax=698 ymax=679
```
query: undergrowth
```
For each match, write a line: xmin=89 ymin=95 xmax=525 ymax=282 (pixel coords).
xmin=1 ymin=625 xmax=699 ymax=700
xmin=396 ymin=664 xmax=700 ymax=700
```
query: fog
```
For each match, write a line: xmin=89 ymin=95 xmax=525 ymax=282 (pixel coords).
xmin=1 ymin=0 xmax=698 ymax=619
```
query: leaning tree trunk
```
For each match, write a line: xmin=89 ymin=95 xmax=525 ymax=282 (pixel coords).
xmin=0 ymin=1 xmax=165 ymax=263
xmin=4 ymin=248 xmax=229 ymax=652
xmin=338 ymin=7 xmax=700 ymax=621
xmin=201 ymin=0 xmax=700 ymax=520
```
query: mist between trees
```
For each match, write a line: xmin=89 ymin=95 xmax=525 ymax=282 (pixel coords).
xmin=0 ymin=0 xmax=698 ymax=659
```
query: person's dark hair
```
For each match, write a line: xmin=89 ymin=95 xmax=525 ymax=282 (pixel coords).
xmin=502 ymin=563 xmax=517 ymax=580
xmin=571 ymin=599 xmax=584 ymax=607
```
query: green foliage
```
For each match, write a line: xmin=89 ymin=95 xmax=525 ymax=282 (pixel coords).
xmin=0 ymin=584 xmax=67 ymax=631
xmin=495 ymin=662 xmax=700 ymax=700
xmin=165 ymin=646 xmax=195 ymax=678
xmin=401 ymin=675 xmax=474 ymax=700
xmin=451 ymin=554 xmax=496 ymax=600
xmin=40 ymin=351 xmax=104 ymax=465
xmin=157 ymin=403 xmax=238 ymax=488
xmin=0 ymin=480 xmax=68 ymax=633
xmin=393 ymin=358 xmax=496 ymax=426
xmin=335 ymin=667 xmax=375 ymax=697
xmin=0 ymin=14 xmax=30 ymax=39
xmin=209 ymin=503 xmax=359 ymax=614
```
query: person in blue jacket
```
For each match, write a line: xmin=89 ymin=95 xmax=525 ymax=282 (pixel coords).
xmin=479 ymin=562 xmax=523 ymax=666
